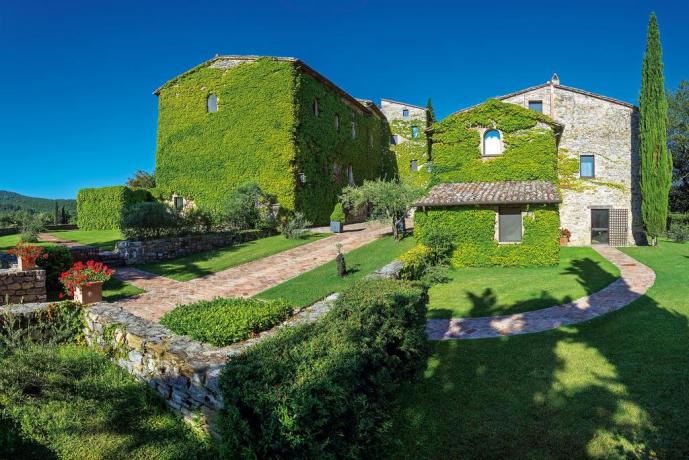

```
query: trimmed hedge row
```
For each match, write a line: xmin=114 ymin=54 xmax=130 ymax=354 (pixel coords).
xmin=218 ymin=279 xmax=429 ymax=458
xmin=77 ymin=186 xmax=152 ymax=230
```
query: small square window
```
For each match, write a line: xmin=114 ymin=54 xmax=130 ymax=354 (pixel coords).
xmin=174 ymin=196 xmax=184 ymax=210
xmin=580 ymin=155 xmax=595 ymax=178
xmin=412 ymin=126 xmax=419 ymax=138
xmin=528 ymin=100 xmax=543 ymax=113
xmin=498 ymin=207 xmax=522 ymax=243
xmin=410 ymin=160 xmax=418 ymax=172
xmin=402 ymin=108 xmax=409 ymax=118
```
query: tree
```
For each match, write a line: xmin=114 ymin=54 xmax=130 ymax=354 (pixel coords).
xmin=426 ymin=98 xmax=436 ymax=128
xmin=54 ymin=201 xmax=59 ymax=225
xmin=639 ymin=13 xmax=672 ymax=245
xmin=668 ymin=81 xmax=689 ymax=211
xmin=126 ymin=170 xmax=156 ymax=188
xmin=340 ymin=179 xmax=423 ymax=240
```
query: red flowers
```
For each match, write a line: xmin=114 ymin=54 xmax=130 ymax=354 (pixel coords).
xmin=59 ymin=260 xmax=113 ymax=298
xmin=7 ymin=242 xmax=46 ymax=266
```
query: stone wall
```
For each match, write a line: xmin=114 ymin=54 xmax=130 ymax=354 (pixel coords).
xmin=0 ymin=269 xmax=46 ymax=303
xmin=114 ymin=229 xmax=273 ymax=265
xmin=502 ymin=79 xmax=641 ymax=245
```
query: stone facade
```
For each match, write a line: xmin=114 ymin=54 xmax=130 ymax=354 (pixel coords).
xmin=0 ymin=269 xmax=46 ymax=303
xmin=114 ymin=229 xmax=273 ymax=265
xmin=501 ymin=76 xmax=641 ymax=245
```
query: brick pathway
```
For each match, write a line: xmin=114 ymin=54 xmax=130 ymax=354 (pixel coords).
xmin=38 ymin=233 xmax=85 ymax=248
xmin=426 ymin=246 xmax=655 ymax=340
xmin=111 ymin=222 xmax=390 ymax=321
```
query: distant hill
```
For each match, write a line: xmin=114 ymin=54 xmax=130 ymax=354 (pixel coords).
xmin=0 ymin=190 xmax=76 ymax=215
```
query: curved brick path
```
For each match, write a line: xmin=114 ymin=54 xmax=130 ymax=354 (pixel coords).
xmin=426 ymin=246 xmax=656 ymax=340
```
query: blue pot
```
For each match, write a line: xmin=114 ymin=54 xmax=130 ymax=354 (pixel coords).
xmin=330 ymin=221 xmax=343 ymax=233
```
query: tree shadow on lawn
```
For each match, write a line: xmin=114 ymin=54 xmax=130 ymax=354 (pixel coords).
xmin=391 ymin=253 xmax=689 ymax=458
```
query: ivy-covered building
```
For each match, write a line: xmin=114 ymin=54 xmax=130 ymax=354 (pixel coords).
xmin=415 ymin=75 xmax=641 ymax=267
xmin=380 ymin=99 xmax=431 ymax=187
xmin=153 ymin=55 xmax=396 ymax=225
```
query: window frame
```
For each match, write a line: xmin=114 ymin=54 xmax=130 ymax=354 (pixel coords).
xmin=411 ymin=126 xmax=419 ymax=138
xmin=402 ymin=108 xmax=409 ymax=118
xmin=482 ymin=129 xmax=503 ymax=157
xmin=351 ymin=121 xmax=356 ymax=139
xmin=580 ymin=155 xmax=595 ymax=178
xmin=313 ymin=98 xmax=319 ymax=117
xmin=174 ymin=196 xmax=184 ymax=211
xmin=206 ymin=93 xmax=218 ymax=113
xmin=528 ymin=100 xmax=543 ymax=113
xmin=410 ymin=159 xmax=418 ymax=172
xmin=335 ymin=113 xmax=340 ymax=132
xmin=498 ymin=206 xmax=523 ymax=243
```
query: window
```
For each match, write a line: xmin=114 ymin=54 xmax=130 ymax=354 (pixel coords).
xmin=207 ymin=94 xmax=218 ymax=113
xmin=410 ymin=160 xmax=418 ymax=172
xmin=580 ymin=155 xmax=595 ymax=178
xmin=498 ymin=207 xmax=522 ymax=243
xmin=412 ymin=126 xmax=419 ymax=138
xmin=390 ymin=135 xmax=398 ymax=145
xmin=369 ymin=133 xmax=374 ymax=148
xmin=351 ymin=121 xmax=356 ymax=139
xmin=528 ymin=100 xmax=543 ymax=113
xmin=402 ymin=108 xmax=409 ymax=118
xmin=483 ymin=129 xmax=502 ymax=156
xmin=313 ymin=98 xmax=319 ymax=117
xmin=335 ymin=114 xmax=340 ymax=132
xmin=347 ymin=165 xmax=354 ymax=185
xmin=174 ymin=196 xmax=184 ymax=211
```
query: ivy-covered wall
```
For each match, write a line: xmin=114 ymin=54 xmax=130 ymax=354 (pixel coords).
xmin=77 ymin=186 xmax=152 ymax=230
xmin=415 ymin=205 xmax=560 ymax=266
xmin=389 ymin=119 xmax=430 ymax=188
xmin=418 ymin=99 xmax=561 ymax=266
xmin=293 ymin=71 xmax=395 ymax=224
xmin=155 ymin=59 xmax=298 ymax=218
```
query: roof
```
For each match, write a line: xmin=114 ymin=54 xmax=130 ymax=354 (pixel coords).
xmin=415 ymin=181 xmax=561 ymax=207
xmin=380 ymin=98 xmax=426 ymax=110
xmin=452 ymin=81 xmax=636 ymax=115
xmin=153 ymin=55 xmax=383 ymax=119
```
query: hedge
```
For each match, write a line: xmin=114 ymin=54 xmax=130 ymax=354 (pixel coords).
xmin=160 ymin=298 xmax=294 ymax=347
xmin=76 ymin=186 xmax=152 ymax=230
xmin=218 ymin=279 xmax=429 ymax=458
xmin=415 ymin=204 xmax=560 ymax=267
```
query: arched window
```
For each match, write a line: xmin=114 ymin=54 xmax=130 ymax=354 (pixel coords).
xmin=207 ymin=94 xmax=218 ymax=113
xmin=483 ymin=129 xmax=502 ymax=156
xmin=335 ymin=114 xmax=340 ymax=132
xmin=312 ymin=98 xmax=319 ymax=117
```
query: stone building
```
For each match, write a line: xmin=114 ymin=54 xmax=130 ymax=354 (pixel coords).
xmin=380 ymin=99 xmax=431 ymax=186
xmin=498 ymin=74 xmax=641 ymax=246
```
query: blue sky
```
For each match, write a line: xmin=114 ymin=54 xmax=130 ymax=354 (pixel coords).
xmin=1 ymin=0 xmax=688 ymax=199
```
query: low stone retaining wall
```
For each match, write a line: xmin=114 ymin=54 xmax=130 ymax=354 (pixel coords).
xmin=114 ymin=229 xmax=274 ymax=265
xmin=0 ymin=269 xmax=46 ymax=303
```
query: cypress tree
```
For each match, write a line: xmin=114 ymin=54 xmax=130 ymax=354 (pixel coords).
xmin=425 ymin=98 xmax=436 ymax=128
xmin=639 ymin=12 xmax=672 ymax=245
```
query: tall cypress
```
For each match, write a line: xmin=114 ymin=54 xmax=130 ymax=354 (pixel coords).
xmin=639 ymin=12 xmax=672 ymax=245
xmin=425 ymin=98 xmax=436 ymax=128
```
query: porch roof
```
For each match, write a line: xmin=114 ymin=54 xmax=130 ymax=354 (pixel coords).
xmin=416 ymin=181 xmax=561 ymax=207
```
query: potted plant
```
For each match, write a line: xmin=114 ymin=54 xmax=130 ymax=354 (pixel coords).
xmin=330 ymin=203 xmax=345 ymax=233
xmin=60 ymin=260 xmax=113 ymax=304
xmin=560 ymin=228 xmax=572 ymax=246
xmin=7 ymin=242 xmax=47 ymax=271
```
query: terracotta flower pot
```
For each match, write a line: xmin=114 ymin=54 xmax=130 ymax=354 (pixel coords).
xmin=17 ymin=256 xmax=37 ymax=271
xmin=75 ymin=281 xmax=104 ymax=304
xmin=559 ymin=236 xmax=569 ymax=246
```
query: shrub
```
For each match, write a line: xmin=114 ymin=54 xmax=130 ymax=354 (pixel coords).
xmin=667 ymin=220 xmax=689 ymax=242
xmin=160 ymin=297 xmax=294 ymax=347
xmin=280 ymin=211 xmax=311 ymax=239
xmin=36 ymin=245 xmax=73 ymax=294
xmin=0 ymin=302 xmax=83 ymax=348
xmin=218 ymin=279 xmax=429 ymax=458
xmin=399 ymin=244 xmax=435 ymax=280
xmin=330 ymin=202 xmax=345 ymax=223
xmin=222 ymin=182 xmax=268 ymax=230
xmin=121 ymin=202 xmax=215 ymax=241
xmin=77 ymin=186 xmax=152 ymax=230
xmin=16 ymin=212 xmax=47 ymax=242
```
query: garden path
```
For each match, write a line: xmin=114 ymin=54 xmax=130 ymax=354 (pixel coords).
xmin=53 ymin=222 xmax=390 ymax=321
xmin=426 ymin=246 xmax=656 ymax=340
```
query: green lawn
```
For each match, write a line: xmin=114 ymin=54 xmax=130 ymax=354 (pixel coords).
xmin=257 ymin=236 xmax=415 ymax=307
xmin=0 ymin=344 xmax=215 ymax=459
xmin=0 ymin=234 xmax=51 ymax=251
xmin=48 ymin=229 xmax=123 ymax=251
xmin=427 ymin=247 xmax=620 ymax=318
xmin=390 ymin=240 xmax=689 ymax=459
xmin=138 ymin=233 xmax=328 ymax=282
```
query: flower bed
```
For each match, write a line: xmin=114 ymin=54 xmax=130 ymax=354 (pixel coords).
xmin=160 ymin=297 xmax=294 ymax=347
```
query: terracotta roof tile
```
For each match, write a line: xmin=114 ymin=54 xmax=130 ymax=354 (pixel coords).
xmin=416 ymin=181 xmax=561 ymax=207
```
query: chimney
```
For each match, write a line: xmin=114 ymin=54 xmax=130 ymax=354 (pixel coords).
xmin=550 ymin=73 xmax=560 ymax=86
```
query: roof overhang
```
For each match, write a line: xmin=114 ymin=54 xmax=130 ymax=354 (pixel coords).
xmin=415 ymin=181 xmax=561 ymax=207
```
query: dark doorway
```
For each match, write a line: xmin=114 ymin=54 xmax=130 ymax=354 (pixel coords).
xmin=591 ymin=209 xmax=610 ymax=244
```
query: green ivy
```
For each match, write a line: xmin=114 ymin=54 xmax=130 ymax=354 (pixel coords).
xmin=414 ymin=205 xmax=560 ymax=267
xmin=154 ymin=58 xmax=395 ymax=225
xmin=390 ymin=119 xmax=431 ymax=187
xmin=76 ymin=186 xmax=151 ymax=230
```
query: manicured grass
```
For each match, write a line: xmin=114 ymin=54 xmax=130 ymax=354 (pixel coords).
xmin=0 ymin=234 xmax=51 ymax=251
xmin=48 ymin=229 xmax=123 ymax=251
xmin=0 ymin=344 xmax=215 ymax=459
xmin=427 ymin=247 xmax=620 ymax=318
xmin=138 ymin=233 xmax=327 ymax=282
xmin=390 ymin=241 xmax=689 ymax=459
xmin=160 ymin=297 xmax=294 ymax=346
xmin=102 ymin=277 xmax=145 ymax=302
xmin=257 ymin=236 xmax=416 ymax=307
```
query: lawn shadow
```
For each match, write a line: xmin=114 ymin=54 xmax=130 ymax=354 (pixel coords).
xmin=465 ymin=288 xmax=574 ymax=318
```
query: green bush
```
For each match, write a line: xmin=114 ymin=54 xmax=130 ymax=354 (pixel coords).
xmin=36 ymin=245 xmax=73 ymax=294
xmin=121 ymin=202 xmax=213 ymax=240
xmin=667 ymin=220 xmax=689 ymax=242
xmin=221 ymin=182 xmax=271 ymax=230
xmin=218 ymin=279 xmax=429 ymax=458
xmin=330 ymin=202 xmax=345 ymax=223
xmin=399 ymin=244 xmax=435 ymax=280
xmin=280 ymin=211 xmax=311 ymax=239
xmin=77 ymin=186 xmax=152 ymax=230
xmin=160 ymin=297 xmax=293 ymax=347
